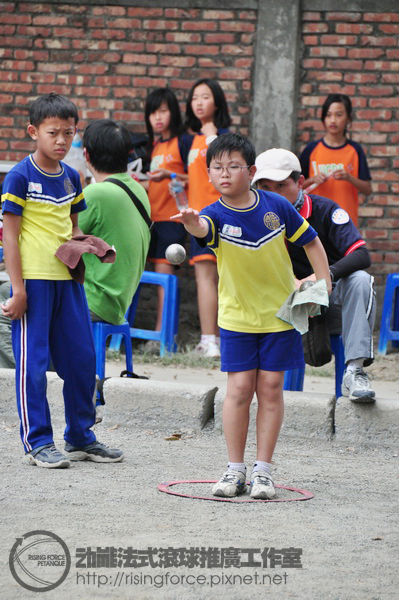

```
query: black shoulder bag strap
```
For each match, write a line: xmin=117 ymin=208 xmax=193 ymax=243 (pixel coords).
xmin=106 ymin=177 xmax=153 ymax=231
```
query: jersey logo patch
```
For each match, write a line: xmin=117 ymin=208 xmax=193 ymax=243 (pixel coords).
xmin=187 ymin=148 xmax=199 ymax=166
xmin=64 ymin=178 xmax=75 ymax=195
xmin=263 ymin=212 xmax=280 ymax=230
xmin=222 ymin=224 xmax=242 ymax=237
xmin=28 ymin=182 xmax=42 ymax=193
xmin=331 ymin=208 xmax=350 ymax=225
xmin=150 ymin=155 xmax=164 ymax=171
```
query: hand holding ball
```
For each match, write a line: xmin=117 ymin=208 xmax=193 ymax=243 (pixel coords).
xmin=165 ymin=244 xmax=186 ymax=265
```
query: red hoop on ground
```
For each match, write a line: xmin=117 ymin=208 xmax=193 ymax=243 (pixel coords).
xmin=157 ymin=480 xmax=314 ymax=503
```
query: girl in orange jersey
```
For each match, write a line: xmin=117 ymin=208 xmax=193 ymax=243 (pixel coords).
xmin=144 ymin=88 xmax=193 ymax=339
xmin=184 ymin=78 xmax=232 ymax=357
xmin=300 ymin=93 xmax=372 ymax=226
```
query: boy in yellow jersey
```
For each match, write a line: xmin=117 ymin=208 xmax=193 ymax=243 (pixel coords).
xmin=1 ymin=93 xmax=123 ymax=468
xmin=172 ymin=133 xmax=331 ymax=498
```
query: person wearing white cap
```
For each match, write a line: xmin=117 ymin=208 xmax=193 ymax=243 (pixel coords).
xmin=252 ymin=148 xmax=376 ymax=403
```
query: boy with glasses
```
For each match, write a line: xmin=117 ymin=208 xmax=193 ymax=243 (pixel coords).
xmin=172 ymin=133 xmax=331 ymax=498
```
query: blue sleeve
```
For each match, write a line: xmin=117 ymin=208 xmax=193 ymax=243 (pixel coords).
xmin=1 ymin=167 xmax=27 ymax=216
xmin=178 ymin=133 xmax=194 ymax=170
xmin=299 ymin=141 xmax=318 ymax=178
xmin=199 ymin=204 xmax=219 ymax=248
xmin=350 ymin=140 xmax=371 ymax=181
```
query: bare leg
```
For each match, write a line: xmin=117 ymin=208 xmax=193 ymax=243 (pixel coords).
xmin=153 ymin=262 xmax=174 ymax=332
xmin=194 ymin=260 xmax=218 ymax=335
xmin=255 ymin=370 xmax=285 ymax=462
xmin=222 ymin=370 xmax=257 ymax=463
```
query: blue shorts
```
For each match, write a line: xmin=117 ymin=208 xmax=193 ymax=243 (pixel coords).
xmin=220 ymin=328 xmax=305 ymax=373
xmin=189 ymin=234 xmax=217 ymax=264
xmin=148 ymin=221 xmax=187 ymax=262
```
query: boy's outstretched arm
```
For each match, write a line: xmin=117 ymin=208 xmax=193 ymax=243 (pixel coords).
xmin=170 ymin=208 xmax=209 ymax=238
xmin=1 ymin=213 xmax=27 ymax=319
xmin=303 ymin=237 xmax=332 ymax=294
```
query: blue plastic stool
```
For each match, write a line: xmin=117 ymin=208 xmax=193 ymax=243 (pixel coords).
xmin=92 ymin=320 xmax=133 ymax=381
xmin=284 ymin=334 xmax=345 ymax=398
xmin=378 ymin=273 xmax=399 ymax=354
xmin=109 ymin=271 xmax=180 ymax=357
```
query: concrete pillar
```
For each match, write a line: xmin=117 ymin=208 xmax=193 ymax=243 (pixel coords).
xmin=251 ymin=0 xmax=301 ymax=153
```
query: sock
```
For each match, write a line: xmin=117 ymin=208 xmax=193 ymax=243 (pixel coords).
xmin=252 ymin=461 xmax=271 ymax=474
xmin=201 ymin=334 xmax=216 ymax=344
xmin=347 ymin=359 xmax=364 ymax=373
xmin=228 ymin=462 xmax=246 ymax=474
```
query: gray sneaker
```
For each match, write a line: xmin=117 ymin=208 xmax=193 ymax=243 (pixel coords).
xmin=212 ymin=470 xmax=247 ymax=497
xmin=341 ymin=368 xmax=376 ymax=403
xmin=64 ymin=440 xmax=124 ymax=463
xmin=249 ymin=470 xmax=276 ymax=499
xmin=25 ymin=444 xmax=71 ymax=469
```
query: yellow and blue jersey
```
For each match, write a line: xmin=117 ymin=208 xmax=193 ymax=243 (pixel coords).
xmin=1 ymin=155 xmax=86 ymax=280
xmin=199 ymin=189 xmax=317 ymax=333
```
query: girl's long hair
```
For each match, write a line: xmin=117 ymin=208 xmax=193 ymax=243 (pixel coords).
xmin=144 ymin=87 xmax=183 ymax=152
xmin=185 ymin=78 xmax=232 ymax=133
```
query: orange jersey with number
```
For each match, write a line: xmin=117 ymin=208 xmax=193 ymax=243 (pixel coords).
xmin=299 ymin=139 xmax=371 ymax=226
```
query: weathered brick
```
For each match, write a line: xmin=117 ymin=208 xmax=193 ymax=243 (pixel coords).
xmin=336 ymin=23 xmax=372 ymax=34
xmin=129 ymin=8 xmax=164 ymax=17
xmin=344 ymin=73 xmax=377 ymax=83
xmin=364 ymin=13 xmax=399 ymax=22
xmin=361 ymin=36 xmax=397 ymax=46
xmin=309 ymin=47 xmax=347 ymax=57
xmin=165 ymin=33 xmax=201 ymax=43
xmin=182 ymin=21 xmax=217 ymax=31
xmin=325 ymin=12 xmax=361 ymax=21
xmin=321 ymin=35 xmax=358 ymax=45
xmin=303 ymin=23 xmax=328 ymax=33
xmin=347 ymin=48 xmax=384 ymax=59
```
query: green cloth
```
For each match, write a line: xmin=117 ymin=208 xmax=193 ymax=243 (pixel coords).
xmin=79 ymin=173 xmax=151 ymax=325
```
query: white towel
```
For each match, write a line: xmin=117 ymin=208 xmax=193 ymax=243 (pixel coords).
xmin=276 ymin=279 xmax=329 ymax=335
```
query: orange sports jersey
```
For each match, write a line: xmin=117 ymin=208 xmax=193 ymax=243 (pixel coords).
xmin=148 ymin=136 xmax=186 ymax=221
xmin=187 ymin=130 xmax=229 ymax=212
xmin=299 ymin=138 xmax=371 ymax=226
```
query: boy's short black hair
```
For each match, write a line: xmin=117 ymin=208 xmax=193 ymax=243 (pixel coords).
xmin=289 ymin=171 xmax=302 ymax=182
xmin=83 ymin=119 xmax=132 ymax=174
xmin=29 ymin=92 xmax=79 ymax=127
xmin=206 ymin=133 xmax=256 ymax=168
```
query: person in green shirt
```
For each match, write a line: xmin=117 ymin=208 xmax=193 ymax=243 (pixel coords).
xmin=80 ymin=119 xmax=151 ymax=325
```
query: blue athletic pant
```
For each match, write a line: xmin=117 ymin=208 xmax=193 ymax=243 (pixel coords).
xmin=12 ymin=280 xmax=97 ymax=453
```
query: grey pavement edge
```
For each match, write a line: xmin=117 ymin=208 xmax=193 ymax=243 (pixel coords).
xmin=0 ymin=368 xmax=397 ymax=448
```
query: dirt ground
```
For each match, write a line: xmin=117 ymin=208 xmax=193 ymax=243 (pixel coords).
xmin=1 ymin=351 xmax=398 ymax=600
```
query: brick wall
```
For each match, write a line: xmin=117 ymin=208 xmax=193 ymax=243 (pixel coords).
xmin=297 ymin=10 xmax=399 ymax=285
xmin=0 ymin=2 xmax=398 ymax=283
xmin=0 ymin=1 xmax=256 ymax=162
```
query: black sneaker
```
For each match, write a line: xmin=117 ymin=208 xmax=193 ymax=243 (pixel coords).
xmin=64 ymin=441 xmax=124 ymax=463
xmin=25 ymin=444 xmax=71 ymax=469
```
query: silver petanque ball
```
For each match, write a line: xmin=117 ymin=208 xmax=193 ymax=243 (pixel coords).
xmin=165 ymin=243 xmax=186 ymax=265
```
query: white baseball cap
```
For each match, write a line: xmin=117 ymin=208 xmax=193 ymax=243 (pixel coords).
xmin=252 ymin=148 xmax=302 ymax=184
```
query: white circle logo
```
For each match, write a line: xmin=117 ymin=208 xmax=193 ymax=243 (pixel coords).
xmin=331 ymin=208 xmax=350 ymax=225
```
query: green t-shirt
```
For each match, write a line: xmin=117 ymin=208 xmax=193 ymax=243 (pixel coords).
xmin=79 ymin=173 xmax=151 ymax=325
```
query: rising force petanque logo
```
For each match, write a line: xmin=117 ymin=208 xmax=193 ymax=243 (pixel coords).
xmin=9 ymin=530 xmax=71 ymax=592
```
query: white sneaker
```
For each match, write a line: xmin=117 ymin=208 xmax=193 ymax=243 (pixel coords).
xmin=249 ymin=470 xmax=276 ymax=499
xmin=341 ymin=368 xmax=376 ymax=403
xmin=195 ymin=340 xmax=220 ymax=358
xmin=212 ymin=470 xmax=247 ymax=497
